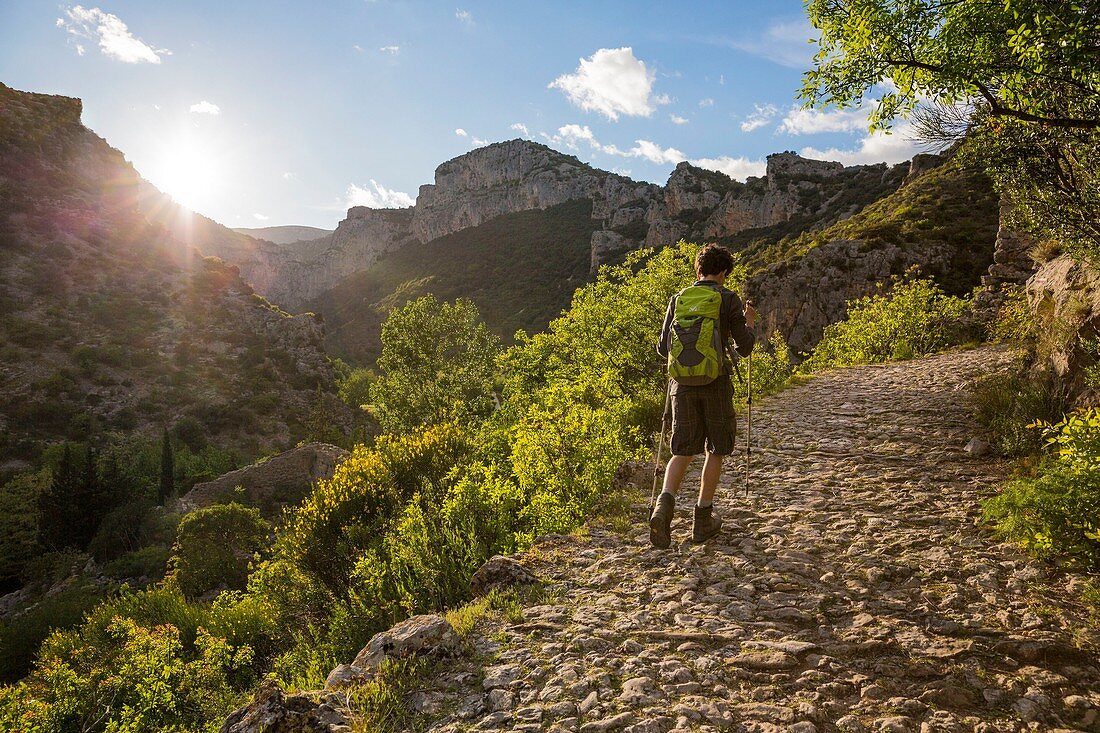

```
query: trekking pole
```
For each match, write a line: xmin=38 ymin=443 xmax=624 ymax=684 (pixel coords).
xmin=745 ymin=352 xmax=753 ymax=497
xmin=651 ymin=380 xmax=672 ymax=506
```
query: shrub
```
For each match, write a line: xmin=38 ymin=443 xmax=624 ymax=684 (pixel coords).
xmin=988 ymin=284 xmax=1032 ymax=343
xmin=0 ymin=579 xmax=109 ymax=684
xmin=801 ymin=277 xmax=970 ymax=371
xmin=732 ymin=330 xmax=794 ymax=403
xmin=369 ymin=296 xmax=500 ymax=435
xmin=102 ymin=545 xmax=170 ymax=581
xmin=1 ymin=617 xmax=252 ymax=733
xmin=970 ymin=370 xmax=1067 ymax=456
xmin=169 ymin=503 xmax=270 ymax=600
xmin=984 ymin=410 xmax=1100 ymax=570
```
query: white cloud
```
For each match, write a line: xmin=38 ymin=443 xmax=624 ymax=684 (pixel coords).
xmin=725 ymin=18 xmax=818 ymax=69
xmin=670 ymin=114 xmax=689 ymax=125
xmin=346 ymin=180 xmax=415 ymax=209
xmin=189 ymin=100 xmax=221 ymax=115
xmin=379 ymin=45 xmax=400 ymax=54
xmin=740 ymin=103 xmax=777 ymax=132
xmin=253 ymin=213 xmax=269 ymax=221
xmin=455 ymin=8 xmax=473 ymax=24
xmin=628 ymin=139 xmax=684 ymax=165
xmin=549 ymin=123 xmax=598 ymax=150
xmin=799 ymin=123 xmax=923 ymax=166
xmin=282 ymin=171 xmax=296 ymax=180
xmin=454 ymin=128 xmax=468 ymax=137
xmin=549 ymin=47 xmax=662 ymax=121
xmin=511 ymin=122 xmax=530 ymax=136
xmin=353 ymin=44 xmax=364 ymax=52
xmin=778 ymin=105 xmax=869 ymax=135
xmin=57 ymin=5 xmax=166 ymax=64
xmin=692 ymin=156 xmax=767 ymax=180
xmin=544 ymin=124 xmax=768 ymax=181
xmin=473 ymin=137 xmax=489 ymax=146
xmin=698 ymin=98 xmax=715 ymax=108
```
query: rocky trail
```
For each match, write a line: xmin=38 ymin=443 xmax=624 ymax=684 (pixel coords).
xmin=228 ymin=346 xmax=1100 ymax=733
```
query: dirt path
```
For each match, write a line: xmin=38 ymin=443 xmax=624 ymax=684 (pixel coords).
xmin=415 ymin=346 xmax=1100 ymax=733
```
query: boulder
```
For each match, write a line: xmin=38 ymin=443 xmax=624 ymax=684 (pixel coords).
xmin=351 ymin=614 xmax=460 ymax=671
xmin=219 ymin=680 xmax=350 ymax=733
xmin=177 ymin=443 xmax=349 ymax=516
xmin=470 ymin=555 xmax=538 ymax=597
xmin=1027 ymin=254 xmax=1100 ymax=402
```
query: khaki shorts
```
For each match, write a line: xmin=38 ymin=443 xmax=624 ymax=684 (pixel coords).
xmin=670 ymin=375 xmax=736 ymax=456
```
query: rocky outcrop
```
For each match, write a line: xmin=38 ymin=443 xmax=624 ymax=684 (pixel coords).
xmin=178 ymin=443 xmax=349 ymax=516
xmin=205 ymin=141 xmax=917 ymax=313
xmin=1027 ymin=254 xmax=1100 ymax=401
xmin=219 ymin=681 xmax=351 ymax=733
xmin=470 ymin=556 xmax=538 ymax=597
xmin=323 ymin=614 xmax=461 ymax=690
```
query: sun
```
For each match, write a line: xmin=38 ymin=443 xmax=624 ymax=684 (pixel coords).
xmin=149 ymin=137 xmax=223 ymax=213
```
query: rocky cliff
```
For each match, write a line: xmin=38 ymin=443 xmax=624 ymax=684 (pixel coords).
xmin=207 ymin=140 xmax=919 ymax=316
xmin=746 ymin=152 xmax=1000 ymax=354
xmin=0 ymin=83 xmax=350 ymax=471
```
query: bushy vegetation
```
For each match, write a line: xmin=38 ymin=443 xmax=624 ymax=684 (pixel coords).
xmin=308 ymin=200 xmax=600 ymax=364
xmin=985 ymin=410 xmax=1100 ymax=570
xmin=801 ymin=277 xmax=972 ymax=371
xmin=3 ymin=241 xmax=789 ymax=731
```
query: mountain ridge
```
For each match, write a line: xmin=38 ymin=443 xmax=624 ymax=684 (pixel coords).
xmin=0 ymin=83 xmax=350 ymax=471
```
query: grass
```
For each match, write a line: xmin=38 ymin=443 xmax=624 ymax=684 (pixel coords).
xmin=444 ymin=587 xmax=526 ymax=639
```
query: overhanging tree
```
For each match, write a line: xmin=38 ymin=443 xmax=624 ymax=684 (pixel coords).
xmin=801 ymin=0 xmax=1100 ymax=252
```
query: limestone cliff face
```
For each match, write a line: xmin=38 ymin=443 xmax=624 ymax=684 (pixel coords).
xmin=745 ymin=153 xmax=999 ymax=355
xmin=412 ymin=140 xmax=661 ymax=243
xmin=211 ymin=142 xmax=912 ymax=312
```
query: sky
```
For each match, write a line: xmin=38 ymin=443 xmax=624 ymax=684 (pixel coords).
xmin=0 ymin=1 xmax=925 ymax=229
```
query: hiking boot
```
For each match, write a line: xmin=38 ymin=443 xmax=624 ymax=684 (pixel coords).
xmin=649 ymin=493 xmax=675 ymax=549
xmin=692 ymin=504 xmax=723 ymax=543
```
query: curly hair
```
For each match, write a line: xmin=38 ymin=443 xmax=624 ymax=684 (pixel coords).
xmin=695 ymin=243 xmax=735 ymax=277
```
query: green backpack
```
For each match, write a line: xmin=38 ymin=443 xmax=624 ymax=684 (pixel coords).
xmin=668 ymin=285 xmax=723 ymax=385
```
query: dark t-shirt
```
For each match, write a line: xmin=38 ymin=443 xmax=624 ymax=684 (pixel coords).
xmin=656 ymin=279 xmax=756 ymax=388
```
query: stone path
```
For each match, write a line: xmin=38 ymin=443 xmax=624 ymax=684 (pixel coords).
xmin=402 ymin=347 xmax=1100 ymax=732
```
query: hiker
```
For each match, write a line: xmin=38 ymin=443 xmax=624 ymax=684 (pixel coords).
xmin=651 ymin=243 xmax=756 ymax=548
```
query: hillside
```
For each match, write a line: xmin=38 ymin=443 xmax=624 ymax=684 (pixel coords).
xmin=747 ymin=151 xmax=1000 ymax=353
xmin=232 ymin=225 xmax=333 ymax=245
xmin=0 ymin=83 xmax=349 ymax=472
xmin=308 ymin=200 xmax=599 ymax=363
xmin=204 ymin=141 xmax=950 ymax=365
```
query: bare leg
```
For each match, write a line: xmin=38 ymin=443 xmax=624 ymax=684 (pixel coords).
xmin=699 ymin=452 xmax=723 ymax=506
xmin=662 ymin=454 xmax=694 ymax=495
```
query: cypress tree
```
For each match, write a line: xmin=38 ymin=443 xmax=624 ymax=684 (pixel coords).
xmin=39 ymin=443 xmax=79 ymax=549
xmin=158 ymin=431 xmax=174 ymax=505
xmin=73 ymin=444 xmax=101 ymax=548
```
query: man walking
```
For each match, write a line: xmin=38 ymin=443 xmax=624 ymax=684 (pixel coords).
xmin=652 ymin=244 xmax=756 ymax=548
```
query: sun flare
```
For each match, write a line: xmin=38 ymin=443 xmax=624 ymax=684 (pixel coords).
xmin=150 ymin=139 xmax=223 ymax=212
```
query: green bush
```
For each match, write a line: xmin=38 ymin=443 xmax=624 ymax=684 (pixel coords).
xmin=169 ymin=503 xmax=270 ymax=600
xmin=0 ymin=617 xmax=252 ymax=733
xmin=984 ymin=410 xmax=1100 ymax=570
xmin=801 ymin=277 xmax=971 ymax=371
xmin=0 ymin=579 xmax=109 ymax=684
xmin=368 ymin=296 xmax=500 ymax=435
xmin=970 ymin=370 xmax=1067 ymax=456
xmin=102 ymin=545 xmax=170 ymax=581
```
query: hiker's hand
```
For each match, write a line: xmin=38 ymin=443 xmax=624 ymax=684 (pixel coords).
xmin=744 ymin=301 xmax=757 ymax=328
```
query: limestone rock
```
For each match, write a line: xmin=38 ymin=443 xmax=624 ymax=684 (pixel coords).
xmin=219 ymin=680 xmax=350 ymax=733
xmin=351 ymin=614 xmax=460 ymax=670
xmin=470 ymin=555 xmax=538 ymax=597
xmin=178 ymin=443 xmax=349 ymax=516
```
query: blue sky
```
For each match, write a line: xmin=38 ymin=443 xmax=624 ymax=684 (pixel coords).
xmin=0 ymin=1 xmax=923 ymax=229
